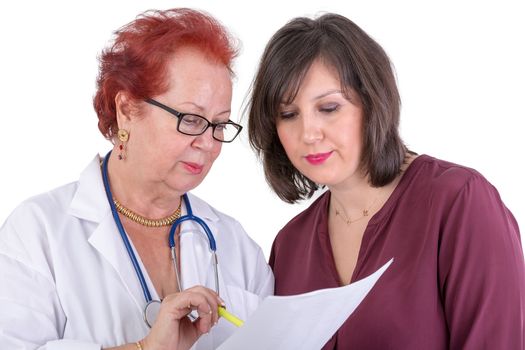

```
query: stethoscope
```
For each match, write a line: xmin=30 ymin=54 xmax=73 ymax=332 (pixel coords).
xmin=101 ymin=151 xmax=220 ymax=328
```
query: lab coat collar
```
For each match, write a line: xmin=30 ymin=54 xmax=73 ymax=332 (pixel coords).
xmin=69 ymin=155 xmax=108 ymax=222
xmin=183 ymin=192 xmax=220 ymax=223
xmin=67 ymin=155 xmax=224 ymax=310
xmin=68 ymin=156 xmax=221 ymax=224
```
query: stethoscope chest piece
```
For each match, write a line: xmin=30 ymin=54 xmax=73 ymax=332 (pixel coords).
xmin=144 ymin=300 xmax=161 ymax=328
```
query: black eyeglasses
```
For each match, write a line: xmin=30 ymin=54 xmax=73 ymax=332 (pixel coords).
xmin=145 ymin=98 xmax=242 ymax=143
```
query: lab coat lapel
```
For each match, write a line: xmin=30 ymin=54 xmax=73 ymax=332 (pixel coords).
xmin=68 ymin=155 xmax=146 ymax=312
xmin=180 ymin=194 xmax=219 ymax=292
xmin=88 ymin=214 xmax=146 ymax=312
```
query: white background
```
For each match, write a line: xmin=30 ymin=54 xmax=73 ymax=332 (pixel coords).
xmin=1 ymin=0 xmax=523 ymax=258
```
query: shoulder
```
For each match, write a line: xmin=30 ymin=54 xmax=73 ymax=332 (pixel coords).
xmin=186 ymin=192 xmax=243 ymax=231
xmin=1 ymin=154 xmax=103 ymax=232
xmin=413 ymin=155 xmax=485 ymax=187
xmin=407 ymin=155 xmax=496 ymax=203
xmin=2 ymin=181 xmax=78 ymax=233
xmin=0 ymin=155 xmax=103 ymax=261
xmin=409 ymin=155 xmax=517 ymax=237
xmin=0 ymin=181 xmax=79 ymax=278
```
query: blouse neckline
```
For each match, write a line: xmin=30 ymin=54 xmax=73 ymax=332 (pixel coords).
xmin=317 ymin=154 xmax=431 ymax=285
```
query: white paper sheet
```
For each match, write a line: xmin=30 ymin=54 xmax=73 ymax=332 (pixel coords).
xmin=217 ymin=259 xmax=393 ymax=350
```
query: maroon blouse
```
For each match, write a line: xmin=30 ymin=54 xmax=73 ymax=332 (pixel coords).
xmin=270 ymin=155 xmax=525 ymax=349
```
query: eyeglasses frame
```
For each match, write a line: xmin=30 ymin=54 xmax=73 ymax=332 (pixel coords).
xmin=145 ymin=98 xmax=242 ymax=143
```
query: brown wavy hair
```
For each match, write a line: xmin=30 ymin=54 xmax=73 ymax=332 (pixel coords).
xmin=247 ymin=13 xmax=407 ymax=203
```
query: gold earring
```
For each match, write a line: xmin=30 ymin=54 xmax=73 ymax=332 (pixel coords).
xmin=117 ymin=129 xmax=129 ymax=142
xmin=117 ymin=129 xmax=129 ymax=160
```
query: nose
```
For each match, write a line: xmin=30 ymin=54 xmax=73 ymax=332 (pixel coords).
xmin=192 ymin=126 xmax=217 ymax=151
xmin=301 ymin=114 xmax=323 ymax=144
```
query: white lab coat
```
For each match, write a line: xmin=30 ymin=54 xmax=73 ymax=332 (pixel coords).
xmin=0 ymin=155 xmax=274 ymax=350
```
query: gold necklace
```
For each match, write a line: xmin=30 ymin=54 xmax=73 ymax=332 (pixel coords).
xmin=332 ymin=194 xmax=378 ymax=225
xmin=113 ymin=198 xmax=182 ymax=227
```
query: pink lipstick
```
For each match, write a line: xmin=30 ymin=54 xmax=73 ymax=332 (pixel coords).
xmin=182 ymin=162 xmax=204 ymax=174
xmin=305 ymin=151 xmax=332 ymax=165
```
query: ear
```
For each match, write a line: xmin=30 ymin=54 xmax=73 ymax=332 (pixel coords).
xmin=115 ymin=91 xmax=136 ymax=130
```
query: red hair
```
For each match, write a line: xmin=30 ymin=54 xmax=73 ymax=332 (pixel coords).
xmin=93 ymin=8 xmax=238 ymax=139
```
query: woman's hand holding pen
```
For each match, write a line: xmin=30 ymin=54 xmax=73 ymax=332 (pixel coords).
xmin=142 ymin=286 xmax=224 ymax=350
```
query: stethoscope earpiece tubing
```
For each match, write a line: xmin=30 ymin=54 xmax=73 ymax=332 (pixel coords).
xmin=169 ymin=213 xmax=217 ymax=252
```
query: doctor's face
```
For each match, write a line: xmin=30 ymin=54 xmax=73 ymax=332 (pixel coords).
xmin=123 ymin=47 xmax=232 ymax=194
xmin=276 ymin=60 xmax=364 ymax=188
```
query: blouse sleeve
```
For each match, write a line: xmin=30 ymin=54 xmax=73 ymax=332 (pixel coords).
xmin=438 ymin=175 xmax=525 ymax=349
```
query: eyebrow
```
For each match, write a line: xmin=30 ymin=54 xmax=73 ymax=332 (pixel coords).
xmin=312 ymin=89 xmax=344 ymax=101
xmin=279 ymin=89 xmax=344 ymax=107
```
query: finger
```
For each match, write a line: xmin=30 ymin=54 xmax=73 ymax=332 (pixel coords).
xmin=193 ymin=301 xmax=214 ymax=333
xmin=184 ymin=286 xmax=223 ymax=325
xmin=185 ymin=285 xmax=224 ymax=306
xmin=164 ymin=292 xmax=205 ymax=320
xmin=191 ymin=293 xmax=219 ymax=332
xmin=166 ymin=290 xmax=218 ymax=332
xmin=186 ymin=295 xmax=215 ymax=334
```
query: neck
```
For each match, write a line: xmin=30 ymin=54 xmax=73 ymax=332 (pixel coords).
xmin=330 ymin=184 xmax=381 ymax=218
xmin=329 ymin=154 xmax=415 ymax=220
xmin=328 ymin=170 xmax=376 ymax=210
xmin=106 ymin=151 xmax=183 ymax=219
xmin=328 ymin=170 xmax=394 ymax=222
xmin=328 ymin=169 xmax=403 ymax=221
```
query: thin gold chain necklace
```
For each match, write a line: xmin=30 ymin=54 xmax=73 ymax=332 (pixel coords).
xmin=332 ymin=194 xmax=378 ymax=225
xmin=113 ymin=198 xmax=182 ymax=227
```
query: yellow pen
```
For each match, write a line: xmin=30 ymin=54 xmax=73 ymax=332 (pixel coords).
xmin=218 ymin=306 xmax=244 ymax=327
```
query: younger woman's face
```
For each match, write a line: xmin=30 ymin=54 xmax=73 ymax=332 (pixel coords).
xmin=276 ymin=60 xmax=365 ymax=188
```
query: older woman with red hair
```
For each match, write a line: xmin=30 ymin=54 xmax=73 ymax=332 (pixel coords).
xmin=0 ymin=8 xmax=273 ymax=350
